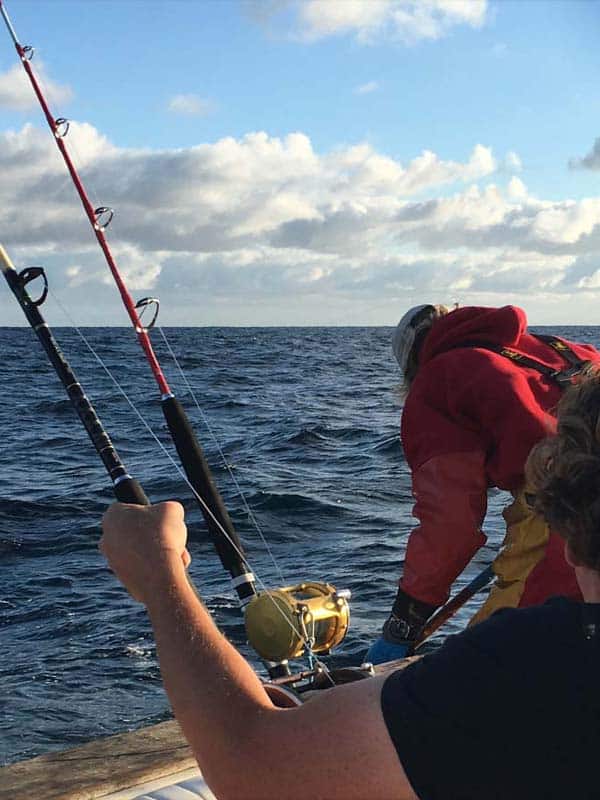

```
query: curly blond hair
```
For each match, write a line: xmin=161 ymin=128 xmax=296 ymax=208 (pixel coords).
xmin=525 ymin=365 xmax=600 ymax=570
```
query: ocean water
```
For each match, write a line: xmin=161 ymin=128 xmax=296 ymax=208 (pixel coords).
xmin=1 ymin=324 xmax=598 ymax=767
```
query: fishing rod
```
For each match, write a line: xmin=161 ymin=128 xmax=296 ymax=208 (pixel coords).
xmin=0 ymin=244 xmax=290 ymax=687
xmin=0 ymin=244 xmax=149 ymax=506
xmin=0 ymin=3 xmax=357 ymax=686
xmin=1 ymin=243 xmax=354 ymax=691
xmin=0 ymin=0 xmax=257 ymax=609
xmin=412 ymin=565 xmax=494 ymax=652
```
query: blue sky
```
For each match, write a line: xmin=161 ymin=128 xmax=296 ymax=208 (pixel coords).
xmin=0 ymin=0 xmax=599 ymax=325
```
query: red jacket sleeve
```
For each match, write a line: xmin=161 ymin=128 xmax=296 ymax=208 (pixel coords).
xmin=400 ymin=451 xmax=488 ymax=607
xmin=400 ymin=378 xmax=489 ymax=608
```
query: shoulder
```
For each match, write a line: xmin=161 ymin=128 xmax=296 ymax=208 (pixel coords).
xmin=400 ymin=349 xmax=503 ymax=462
xmin=407 ymin=345 xmax=526 ymax=407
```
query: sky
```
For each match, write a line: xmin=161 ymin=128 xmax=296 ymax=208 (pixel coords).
xmin=0 ymin=0 xmax=599 ymax=326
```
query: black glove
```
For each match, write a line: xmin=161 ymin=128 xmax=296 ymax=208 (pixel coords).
xmin=365 ymin=588 xmax=438 ymax=665
xmin=382 ymin=587 xmax=438 ymax=644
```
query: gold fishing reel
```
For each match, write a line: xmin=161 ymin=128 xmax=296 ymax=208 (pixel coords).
xmin=244 ymin=581 xmax=351 ymax=663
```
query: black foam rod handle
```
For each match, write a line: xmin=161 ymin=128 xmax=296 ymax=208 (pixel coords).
xmin=161 ymin=395 xmax=247 ymax=577
xmin=113 ymin=477 xmax=150 ymax=505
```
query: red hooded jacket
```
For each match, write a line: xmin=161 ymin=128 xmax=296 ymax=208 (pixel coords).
xmin=400 ymin=305 xmax=599 ymax=609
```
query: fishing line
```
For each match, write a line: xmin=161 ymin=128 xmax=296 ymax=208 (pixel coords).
xmin=1 ymin=3 xmax=340 ymax=684
xmin=46 ymin=289 xmax=316 ymax=660
xmin=156 ymin=326 xmax=287 ymax=586
xmin=0 ymin=0 xmax=261 ymax=615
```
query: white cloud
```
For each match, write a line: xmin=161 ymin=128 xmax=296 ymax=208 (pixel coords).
xmin=298 ymin=0 xmax=389 ymax=41
xmin=354 ymin=81 xmax=379 ymax=95
xmin=507 ymin=176 xmax=527 ymax=199
xmin=0 ymin=62 xmax=73 ymax=111
xmin=295 ymin=0 xmax=488 ymax=44
xmin=531 ymin=199 xmax=600 ymax=245
xmin=167 ymin=94 xmax=214 ymax=116
xmin=2 ymin=120 xmax=600 ymax=323
xmin=570 ymin=137 xmax=600 ymax=171
xmin=503 ymin=151 xmax=522 ymax=172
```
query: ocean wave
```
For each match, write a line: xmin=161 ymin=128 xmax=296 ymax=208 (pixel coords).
xmin=285 ymin=424 xmax=381 ymax=446
xmin=247 ymin=489 xmax=353 ymax=518
xmin=372 ymin=434 xmax=403 ymax=454
xmin=286 ymin=426 xmax=330 ymax=445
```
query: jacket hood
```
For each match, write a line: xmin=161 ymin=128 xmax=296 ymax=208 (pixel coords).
xmin=419 ymin=305 xmax=527 ymax=366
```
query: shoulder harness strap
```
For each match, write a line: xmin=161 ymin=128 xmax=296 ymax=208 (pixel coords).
xmin=464 ymin=335 xmax=591 ymax=388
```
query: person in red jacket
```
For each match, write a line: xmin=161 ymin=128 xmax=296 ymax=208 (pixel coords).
xmin=366 ymin=303 xmax=600 ymax=664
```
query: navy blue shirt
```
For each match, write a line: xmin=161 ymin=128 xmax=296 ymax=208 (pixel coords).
xmin=381 ymin=598 xmax=600 ymax=800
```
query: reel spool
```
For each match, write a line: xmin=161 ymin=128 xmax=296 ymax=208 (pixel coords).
xmin=244 ymin=581 xmax=350 ymax=663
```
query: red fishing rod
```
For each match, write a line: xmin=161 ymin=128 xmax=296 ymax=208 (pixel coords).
xmin=0 ymin=0 xmax=257 ymax=609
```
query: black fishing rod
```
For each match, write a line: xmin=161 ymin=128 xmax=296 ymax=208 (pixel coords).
xmin=0 ymin=3 xmax=358 ymax=686
xmin=0 ymin=244 xmax=148 ymax=506
xmin=1 ymin=244 xmax=304 ymax=683
xmin=0 ymin=0 xmax=256 ymax=608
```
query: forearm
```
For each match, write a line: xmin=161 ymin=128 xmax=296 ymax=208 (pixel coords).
xmin=402 ymin=451 xmax=488 ymax=606
xmin=144 ymin=565 xmax=275 ymax=786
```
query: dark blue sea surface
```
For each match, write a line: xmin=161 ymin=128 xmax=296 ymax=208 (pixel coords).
xmin=2 ymin=324 xmax=599 ymax=766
